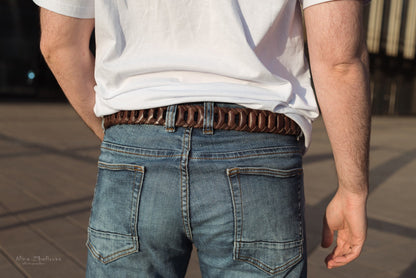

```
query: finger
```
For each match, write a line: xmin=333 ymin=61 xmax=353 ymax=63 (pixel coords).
xmin=325 ymin=244 xmax=340 ymax=269
xmin=321 ymin=215 xmax=334 ymax=248
xmin=334 ymin=231 xmax=364 ymax=258
xmin=324 ymin=250 xmax=335 ymax=268
xmin=334 ymin=244 xmax=362 ymax=263
xmin=325 ymin=242 xmax=351 ymax=268
xmin=333 ymin=238 xmax=351 ymax=257
xmin=326 ymin=244 xmax=363 ymax=269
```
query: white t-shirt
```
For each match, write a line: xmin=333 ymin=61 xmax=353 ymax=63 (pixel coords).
xmin=33 ymin=0 xmax=336 ymax=147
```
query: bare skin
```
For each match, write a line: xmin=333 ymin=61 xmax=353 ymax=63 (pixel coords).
xmin=40 ymin=10 xmax=103 ymax=141
xmin=304 ymin=0 xmax=370 ymax=269
xmin=39 ymin=0 xmax=370 ymax=270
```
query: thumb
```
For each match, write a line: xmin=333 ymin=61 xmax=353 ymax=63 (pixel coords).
xmin=321 ymin=214 xmax=334 ymax=248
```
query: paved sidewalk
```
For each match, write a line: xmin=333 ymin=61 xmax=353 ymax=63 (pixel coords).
xmin=0 ymin=102 xmax=415 ymax=278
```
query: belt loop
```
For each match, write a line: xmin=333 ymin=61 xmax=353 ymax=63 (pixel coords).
xmin=203 ymin=102 xmax=214 ymax=135
xmin=164 ymin=105 xmax=177 ymax=133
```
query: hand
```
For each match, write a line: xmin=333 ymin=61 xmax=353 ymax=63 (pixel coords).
xmin=321 ymin=188 xmax=368 ymax=269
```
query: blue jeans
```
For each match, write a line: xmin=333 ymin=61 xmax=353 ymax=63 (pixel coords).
xmin=86 ymin=103 xmax=307 ymax=277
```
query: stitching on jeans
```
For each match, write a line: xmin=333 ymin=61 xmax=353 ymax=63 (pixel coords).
xmin=236 ymin=239 xmax=303 ymax=246
xmin=190 ymin=150 xmax=302 ymax=160
xmin=129 ymin=171 xmax=137 ymax=242
xmin=226 ymin=168 xmax=303 ymax=178
xmin=185 ymin=128 xmax=193 ymax=240
xmin=87 ymin=237 xmax=137 ymax=261
xmin=226 ymin=171 xmax=239 ymax=260
xmin=234 ymin=241 xmax=303 ymax=274
xmin=236 ymin=246 xmax=303 ymax=274
xmin=237 ymin=170 xmax=302 ymax=177
xmin=102 ymin=143 xmax=301 ymax=160
xmin=237 ymin=173 xmax=243 ymax=259
xmin=88 ymin=243 xmax=138 ymax=264
xmin=133 ymin=169 xmax=144 ymax=251
xmin=297 ymin=173 xmax=303 ymax=238
xmin=179 ymin=128 xmax=193 ymax=241
xmin=98 ymin=163 xmax=144 ymax=172
xmin=101 ymin=146 xmax=181 ymax=158
xmin=179 ymin=132 xmax=186 ymax=239
xmin=88 ymin=227 xmax=129 ymax=237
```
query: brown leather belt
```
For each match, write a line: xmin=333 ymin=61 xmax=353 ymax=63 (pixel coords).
xmin=103 ymin=104 xmax=301 ymax=136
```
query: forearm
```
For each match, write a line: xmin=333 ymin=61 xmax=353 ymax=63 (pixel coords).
xmin=305 ymin=0 xmax=371 ymax=196
xmin=313 ymin=58 xmax=371 ymax=196
xmin=41 ymin=46 xmax=103 ymax=140
xmin=39 ymin=9 xmax=103 ymax=141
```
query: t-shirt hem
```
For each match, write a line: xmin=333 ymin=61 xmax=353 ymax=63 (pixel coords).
xmin=33 ymin=0 xmax=94 ymax=19
xmin=302 ymin=0 xmax=335 ymax=9
xmin=302 ymin=0 xmax=371 ymax=9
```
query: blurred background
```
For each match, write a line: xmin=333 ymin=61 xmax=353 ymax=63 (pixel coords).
xmin=0 ymin=1 xmax=415 ymax=278
xmin=0 ymin=0 xmax=60 ymax=100
xmin=1 ymin=0 xmax=415 ymax=113
xmin=365 ymin=0 xmax=416 ymax=115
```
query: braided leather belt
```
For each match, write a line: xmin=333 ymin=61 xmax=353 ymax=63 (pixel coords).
xmin=103 ymin=104 xmax=301 ymax=136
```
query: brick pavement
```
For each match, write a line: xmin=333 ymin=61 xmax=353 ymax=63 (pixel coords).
xmin=0 ymin=102 xmax=415 ymax=278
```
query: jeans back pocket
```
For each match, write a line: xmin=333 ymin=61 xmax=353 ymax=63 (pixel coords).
xmin=227 ymin=167 xmax=304 ymax=275
xmin=87 ymin=162 xmax=145 ymax=264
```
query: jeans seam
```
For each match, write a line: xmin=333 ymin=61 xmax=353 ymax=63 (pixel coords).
xmin=236 ymin=245 xmax=303 ymax=274
xmin=129 ymin=172 xmax=136 ymax=239
xmin=297 ymin=173 xmax=303 ymax=238
xmin=98 ymin=162 xmax=144 ymax=172
xmin=237 ymin=174 xmax=243 ymax=260
xmin=180 ymin=128 xmax=193 ymax=241
xmin=232 ymin=168 xmax=303 ymax=177
xmin=226 ymin=170 xmax=238 ymax=261
xmin=132 ymin=169 xmax=144 ymax=248
xmin=185 ymin=128 xmax=193 ymax=240
xmin=87 ymin=239 xmax=138 ymax=264
xmin=101 ymin=146 xmax=181 ymax=158
xmin=190 ymin=150 xmax=302 ymax=160
xmin=87 ymin=236 xmax=138 ymax=259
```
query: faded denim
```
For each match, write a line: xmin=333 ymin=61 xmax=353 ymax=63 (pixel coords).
xmin=86 ymin=103 xmax=307 ymax=278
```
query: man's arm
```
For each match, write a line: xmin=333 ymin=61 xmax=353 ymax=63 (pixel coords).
xmin=304 ymin=0 xmax=371 ymax=269
xmin=39 ymin=8 xmax=104 ymax=141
